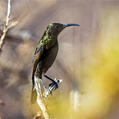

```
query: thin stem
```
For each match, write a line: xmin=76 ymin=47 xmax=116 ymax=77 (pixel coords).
xmin=0 ymin=0 xmax=11 ymax=50
xmin=6 ymin=0 xmax=11 ymax=27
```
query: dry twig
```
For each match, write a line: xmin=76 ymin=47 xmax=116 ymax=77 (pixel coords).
xmin=0 ymin=0 xmax=18 ymax=51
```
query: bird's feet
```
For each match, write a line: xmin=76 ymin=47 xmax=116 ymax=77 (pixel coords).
xmin=43 ymin=75 xmax=62 ymax=98
xmin=35 ymin=76 xmax=62 ymax=98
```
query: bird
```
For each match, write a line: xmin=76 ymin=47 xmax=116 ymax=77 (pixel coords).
xmin=31 ymin=23 xmax=80 ymax=103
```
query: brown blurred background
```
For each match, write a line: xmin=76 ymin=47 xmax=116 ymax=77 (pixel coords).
xmin=0 ymin=0 xmax=119 ymax=119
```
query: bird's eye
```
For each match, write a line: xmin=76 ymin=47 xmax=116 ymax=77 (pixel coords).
xmin=56 ymin=26 xmax=59 ymax=29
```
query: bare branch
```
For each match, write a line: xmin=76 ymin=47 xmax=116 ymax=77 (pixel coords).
xmin=6 ymin=0 xmax=11 ymax=27
xmin=34 ymin=76 xmax=50 ymax=119
xmin=7 ymin=21 xmax=18 ymax=29
xmin=0 ymin=0 xmax=18 ymax=51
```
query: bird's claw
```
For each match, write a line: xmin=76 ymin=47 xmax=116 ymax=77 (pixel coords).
xmin=43 ymin=78 xmax=62 ymax=98
xmin=35 ymin=76 xmax=62 ymax=98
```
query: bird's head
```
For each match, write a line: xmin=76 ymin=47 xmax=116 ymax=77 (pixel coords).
xmin=45 ymin=23 xmax=80 ymax=37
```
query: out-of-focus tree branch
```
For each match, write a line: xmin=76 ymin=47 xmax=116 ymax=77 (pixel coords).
xmin=0 ymin=0 xmax=11 ymax=50
xmin=0 ymin=0 xmax=18 ymax=52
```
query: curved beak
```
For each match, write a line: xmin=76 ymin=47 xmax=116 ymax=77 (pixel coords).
xmin=64 ymin=23 xmax=80 ymax=28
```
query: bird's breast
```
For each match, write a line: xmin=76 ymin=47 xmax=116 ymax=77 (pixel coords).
xmin=42 ymin=43 xmax=58 ymax=73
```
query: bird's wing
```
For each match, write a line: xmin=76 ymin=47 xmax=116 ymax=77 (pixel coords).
xmin=32 ymin=43 xmax=45 ymax=88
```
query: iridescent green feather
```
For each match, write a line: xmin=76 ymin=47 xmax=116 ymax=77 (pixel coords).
xmin=37 ymin=24 xmax=53 ymax=48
